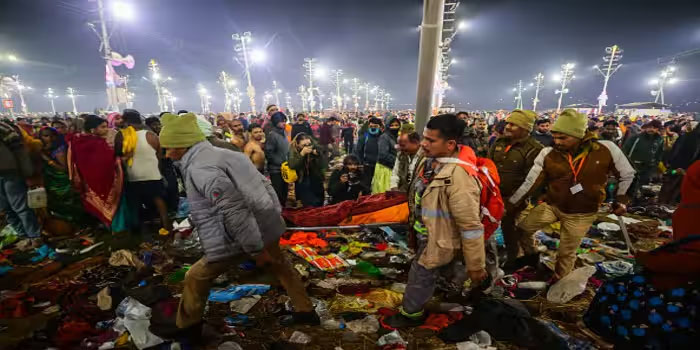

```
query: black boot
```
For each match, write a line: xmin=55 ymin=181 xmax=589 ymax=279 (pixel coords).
xmin=383 ymin=310 xmax=425 ymax=329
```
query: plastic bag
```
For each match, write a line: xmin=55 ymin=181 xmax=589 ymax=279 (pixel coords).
xmin=27 ymin=187 xmax=47 ymax=209
xmin=208 ymin=284 xmax=270 ymax=303
xmin=345 ymin=315 xmax=379 ymax=333
xmin=115 ymin=297 xmax=163 ymax=349
xmin=547 ymin=266 xmax=596 ymax=303
xmin=289 ymin=331 xmax=312 ymax=344
xmin=377 ymin=330 xmax=407 ymax=347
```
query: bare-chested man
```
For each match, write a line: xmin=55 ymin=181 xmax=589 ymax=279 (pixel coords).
xmin=230 ymin=119 xmax=248 ymax=150
xmin=244 ymin=123 xmax=266 ymax=173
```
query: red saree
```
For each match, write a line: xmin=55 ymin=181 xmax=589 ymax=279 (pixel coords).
xmin=68 ymin=134 xmax=124 ymax=226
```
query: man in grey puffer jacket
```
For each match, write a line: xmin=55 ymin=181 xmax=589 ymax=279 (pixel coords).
xmin=158 ymin=113 xmax=317 ymax=337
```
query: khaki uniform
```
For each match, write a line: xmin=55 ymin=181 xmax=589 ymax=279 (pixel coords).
xmin=488 ymin=136 xmax=543 ymax=261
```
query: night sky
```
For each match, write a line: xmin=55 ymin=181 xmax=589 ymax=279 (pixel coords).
xmin=1 ymin=0 xmax=699 ymax=114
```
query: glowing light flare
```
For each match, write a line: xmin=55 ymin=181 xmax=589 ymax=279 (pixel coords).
xmin=314 ymin=66 xmax=327 ymax=79
xmin=251 ymin=49 xmax=266 ymax=63
xmin=668 ymin=77 xmax=679 ymax=84
xmin=648 ymin=79 xmax=659 ymax=85
xmin=457 ymin=20 xmax=470 ymax=32
xmin=111 ymin=1 xmax=135 ymax=21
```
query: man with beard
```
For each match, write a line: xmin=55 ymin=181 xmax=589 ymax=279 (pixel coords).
xmin=488 ymin=109 xmax=543 ymax=266
xmin=623 ymin=119 xmax=664 ymax=201
xmin=509 ymin=109 xmax=635 ymax=280
xmin=531 ymin=118 xmax=554 ymax=147
xmin=230 ymin=118 xmax=247 ymax=150
xmin=244 ymin=123 xmax=265 ymax=173
xmin=600 ymin=120 xmax=622 ymax=144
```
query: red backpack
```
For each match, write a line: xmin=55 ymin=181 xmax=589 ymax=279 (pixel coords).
xmin=439 ymin=146 xmax=505 ymax=240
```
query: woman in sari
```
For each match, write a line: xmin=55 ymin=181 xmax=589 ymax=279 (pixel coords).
xmin=68 ymin=115 xmax=128 ymax=232
xmin=38 ymin=127 xmax=85 ymax=223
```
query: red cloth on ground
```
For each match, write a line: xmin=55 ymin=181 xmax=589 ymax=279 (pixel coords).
xmin=68 ymin=134 xmax=123 ymax=226
xmin=419 ymin=312 xmax=464 ymax=331
xmin=282 ymin=192 xmax=407 ymax=227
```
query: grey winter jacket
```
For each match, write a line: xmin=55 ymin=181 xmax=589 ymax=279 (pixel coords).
xmin=178 ymin=141 xmax=285 ymax=262
xmin=265 ymin=127 xmax=289 ymax=174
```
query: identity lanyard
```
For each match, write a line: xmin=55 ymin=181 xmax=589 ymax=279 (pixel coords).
xmin=567 ymin=153 xmax=587 ymax=183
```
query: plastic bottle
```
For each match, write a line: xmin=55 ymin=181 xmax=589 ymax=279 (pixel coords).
xmin=315 ymin=300 xmax=346 ymax=329
xmin=168 ymin=266 xmax=191 ymax=283
xmin=356 ymin=260 xmax=382 ymax=277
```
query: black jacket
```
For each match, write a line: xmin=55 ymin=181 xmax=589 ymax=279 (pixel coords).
xmin=354 ymin=131 xmax=381 ymax=166
xmin=377 ymin=131 xmax=398 ymax=168
xmin=328 ymin=168 xmax=369 ymax=204
xmin=264 ymin=127 xmax=289 ymax=174
xmin=291 ymin=122 xmax=313 ymax=141
xmin=531 ymin=131 xmax=553 ymax=147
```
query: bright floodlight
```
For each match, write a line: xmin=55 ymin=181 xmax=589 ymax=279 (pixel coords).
xmin=111 ymin=1 xmax=135 ymax=21
xmin=668 ymin=66 xmax=676 ymax=72
xmin=551 ymin=74 xmax=561 ymax=82
xmin=457 ymin=21 xmax=470 ymax=31
xmin=227 ymin=80 xmax=237 ymax=87
xmin=451 ymin=58 xmax=458 ymax=65
xmin=198 ymin=87 xmax=207 ymax=94
xmin=152 ymin=72 xmax=160 ymax=80
xmin=668 ymin=77 xmax=679 ymax=84
xmin=512 ymin=88 xmax=517 ymax=92
xmin=343 ymin=78 xmax=349 ymax=84
xmin=251 ymin=49 xmax=266 ymax=63
xmin=6 ymin=54 xmax=18 ymax=62
xmin=314 ymin=66 xmax=327 ymax=79
xmin=648 ymin=79 xmax=659 ymax=85
xmin=564 ymin=63 xmax=575 ymax=69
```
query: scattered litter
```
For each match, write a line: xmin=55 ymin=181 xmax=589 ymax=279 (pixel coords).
xmin=377 ymin=330 xmax=407 ymax=348
xmin=547 ymin=266 xmax=596 ymax=304
xmin=578 ymin=251 xmax=606 ymax=264
xmin=208 ymin=284 xmax=270 ymax=303
xmin=229 ymin=295 xmax=261 ymax=314
xmin=389 ymin=282 xmax=407 ymax=293
xmin=597 ymin=222 xmax=620 ymax=231
xmin=290 ymin=245 xmax=349 ymax=271
xmin=606 ymin=214 xmax=641 ymax=224
xmin=115 ymin=297 xmax=163 ymax=349
xmin=596 ymin=260 xmax=634 ymax=276
xmin=288 ymin=330 xmax=312 ymax=344
xmin=109 ymin=249 xmax=145 ymax=269
xmin=517 ymin=281 xmax=547 ymax=290
xmin=345 ymin=315 xmax=379 ymax=333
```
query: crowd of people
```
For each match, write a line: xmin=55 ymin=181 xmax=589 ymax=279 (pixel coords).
xmin=0 ymin=104 xmax=698 ymax=343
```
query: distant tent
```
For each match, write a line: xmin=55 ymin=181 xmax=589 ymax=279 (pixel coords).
xmin=616 ymin=102 xmax=670 ymax=109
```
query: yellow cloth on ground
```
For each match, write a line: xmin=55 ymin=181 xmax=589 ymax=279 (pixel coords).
xmin=371 ymin=163 xmax=393 ymax=194
xmin=121 ymin=126 xmax=137 ymax=167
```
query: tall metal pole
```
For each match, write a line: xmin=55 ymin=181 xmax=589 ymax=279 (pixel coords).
xmin=148 ymin=59 xmax=167 ymax=112
xmin=219 ymin=71 xmax=234 ymax=113
xmin=46 ymin=88 xmax=57 ymax=115
xmin=414 ymin=0 xmax=445 ymax=133
xmin=285 ymin=92 xmax=294 ymax=117
xmin=13 ymin=75 xmax=28 ymax=114
xmin=363 ymin=82 xmax=370 ymax=112
xmin=272 ymin=80 xmax=280 ymax=106
xmin=532 ymin=73 xmax=544 ymax=112
xmin=304 ymin=58 xmax=317 ymax=111
xmin=332 ymin=69 xmax=343 ymax=112
xmin=232 ymin=87 xmax=241 ymax=114
xmin=66 ymin=87 xmax=78 ymax=114
xmin=555 ymin=63 xmax=575 ymax=114
xmin=595 ymin=45 xmax=623 ymax=114
xmin=233 ymin=32 xmax=256 ymax=113
xmin=351 ymin=78 xmax=360 ymax=113
xmin=651 ymin=63 xmax=675 ymax=105
xmin=96 ymin=0 xmax=119 ymax=111
xmin=514 ymin=80 xmax=524 ymax=110
xmin=298 ymin=85 xmax=307 ymax=112
xmin=123 ymin=75 xmax=133 ymax=108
